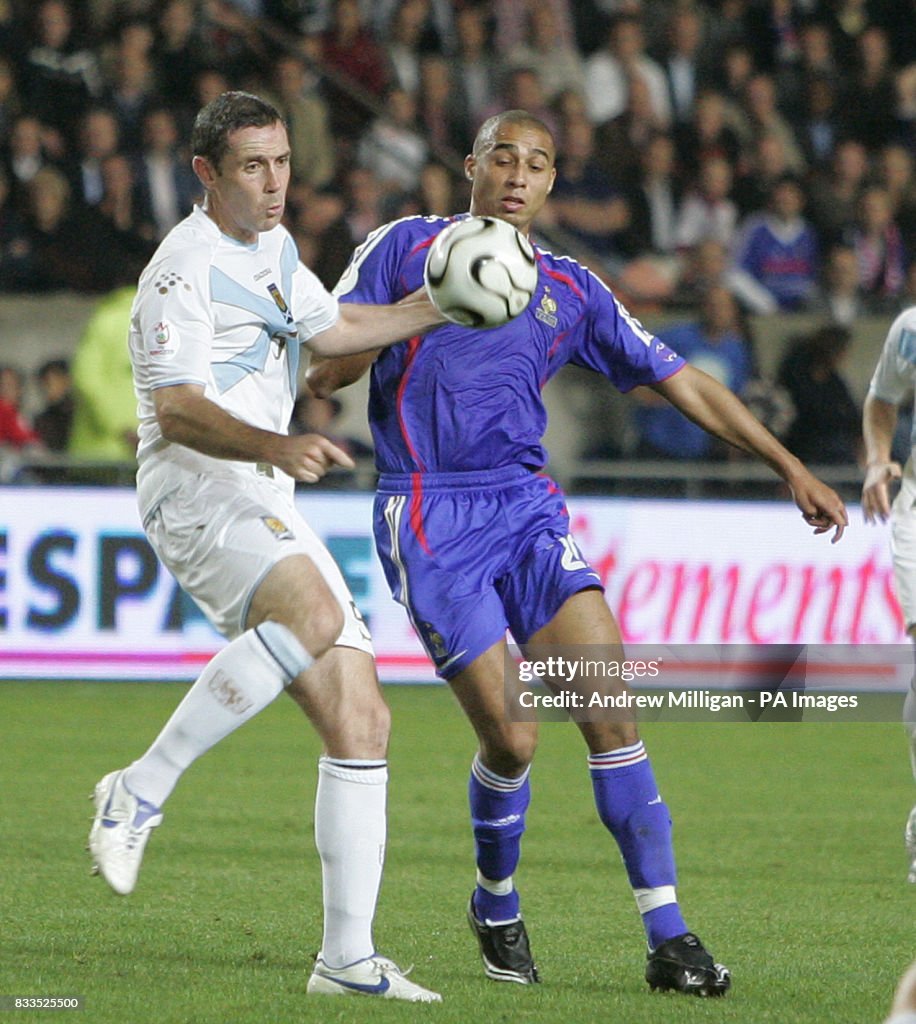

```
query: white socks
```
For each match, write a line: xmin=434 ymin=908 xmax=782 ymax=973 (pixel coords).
xmin=125 ymin=625 xmax=308 ymax=807
xmin=315 ymin=757 xmax=388 ymax=968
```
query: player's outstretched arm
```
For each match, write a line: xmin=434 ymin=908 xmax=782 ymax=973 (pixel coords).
xmin=307 ymin=288 xmax=445 ymax=357
xmin=651 ymin=365 xmax=848 ymax=542
xmin=862 ymin=393 xmax=902 ymax=524
xmin=153 ymin=384 xmax=354 ymax=483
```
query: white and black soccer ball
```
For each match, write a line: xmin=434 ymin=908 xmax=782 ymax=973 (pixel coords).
xmin=424 ymin=216 xmax=538 ymax=328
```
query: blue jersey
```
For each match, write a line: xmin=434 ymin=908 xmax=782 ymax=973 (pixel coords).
xmin=334 ymin=214 xmax=684 ymax=473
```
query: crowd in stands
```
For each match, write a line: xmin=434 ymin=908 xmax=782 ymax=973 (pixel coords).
xmin=1 ymin=0 xmax=916 ymax=477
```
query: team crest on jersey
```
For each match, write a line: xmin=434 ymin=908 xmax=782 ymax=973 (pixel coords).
xmin=420 ymin=621 xmax=448 ymax=661
xmin=535 ymin=288 xmax=558 ymax=328
xmin=148 ymin=320 xmax=179 ymax=359
xmin=260 ymin=515 xmax=295 ymax=540
xmin=267 ymin=283 xmax=294 ymax=325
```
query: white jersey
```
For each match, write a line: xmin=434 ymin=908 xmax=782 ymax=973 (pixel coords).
xmin=869 ymin=306 xmax=916 ymax=448
xmin=129 ymin=206 xmax=338 ymax=515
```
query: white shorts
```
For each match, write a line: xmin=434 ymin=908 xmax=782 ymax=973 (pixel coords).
xmin=142 ymin=465 xmax=373 ymax=651
xmin=892 ymin=463 xmax=916 ymax=630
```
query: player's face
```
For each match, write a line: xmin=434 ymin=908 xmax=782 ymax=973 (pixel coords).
xmin=465 ymin=123 xmax=555 ymax=235
xmin=195 ymin=120 xmax=291 ymax=243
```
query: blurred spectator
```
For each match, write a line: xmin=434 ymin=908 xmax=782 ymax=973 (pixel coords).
xmin=842 ymin=24 xmax=899 ymax=153
xmin=344 ymin=165 xmax=385 ymax=244
xmin=656 ymin=5 xmax=708 ymax=126
xmin=33 ymin=357 xmax=74 ymax=452
xmin=320 ymin=0 xmax=390 ymax=136
xmin=487 ymin=66 xmax=559 ymax=142
xmin=71 ymin=107 xmax=121 ymax=208
xmin=583 ymin=13 xmax=672 ymax=128
xmin=152 ymin=0 xmax=208 ymax=118
xmin=132 ymin=107 xmax=199 ymax=241
xmin=453 ymin=5 xmax=499 ymax=127
xmin=808 ymin=243 xmax=867 ymax=327
xmin=104 ymin=47 xmax=158 ymax=155
xmin=286 ymin=183 xmax=352 ymax=290
xmin=68 ymin=284 xmax=139 ymax=462
xmin=417 ymin=161 xmax=458 ymax=217
xmin=506 ymin=4 xmax=586 ymax=104
xmin=0 ymin=167 xmax=30 ymax=290
xmin=263 ymin=52 xmax=335 ymax=190
xmin=417 ymin=54 xmax=471 ymax=155
xmin=738 ymin=71 xmax=806 ymax=175
xmin=820 ymin=0 xmax=871 ymax=69
xmin=776 ymin=324 xmax=860 ymax=465
xmin=742 ymin=0 xmax=804 ymax=81
xmin=290 ymin=392 xmax=372 ymax=458
xmin=0 ymin=53 xmax=20 ymax=143
xmin=96 ymin=153 xmax=158 ymax=265
xmin=21 ymin=0 xmax=101 ymax=149
xmin=356 ymin=87 xmax=428 ymax=196
xmin=598 ymin=71 xmax=667 ymax=188
xmin=807 ymin=138 xmax=870 ymax=249
xmin=623 ymin=130 xmax=681 ymax=259
xmin=674 ymin=154 xmax=738 ymax=251
xmin=674 ymin=88 xmax=742 ymax=183
xmin=846 ymin=185 xmax=906 ymax=308
xmin=633 ymin=285 xmax=754 ymax=459
xmin=731 ymin=173 xmax=820 ymax=311
xmin=4 ymin=115 xmax=54 ymax=208
xmin=495 ymin=0 xmax=577 ymax=54
xmin=877 ymin=143 xmax=916 ymax=257
xmin=192 ymin=67 xmax=231 ymax=112
xmin=0 ymin=364 xmax=41 ymax=449
xmin=384 ymin=0 xmax=425 ymax=96
xmin=732 ymin=130 xmax=794 ymax=217
xmin=367 ymin=0 xmax=454 ymax=55
xmin=546 ymin=115 xmax=631 ymax=269
xmin=793 ymin=72 xmax=842 ymax=171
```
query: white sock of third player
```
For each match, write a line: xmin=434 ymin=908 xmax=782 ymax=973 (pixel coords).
xmin=315 ymin=757 xmax=388 ymax=968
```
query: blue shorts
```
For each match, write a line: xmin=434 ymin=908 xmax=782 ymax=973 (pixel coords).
xmin=374 ymin=465 xmax=604 ymax=679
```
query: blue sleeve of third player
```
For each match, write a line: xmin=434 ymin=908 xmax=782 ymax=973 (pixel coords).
xmin=567 ymin=268 xmax=685 ymax=392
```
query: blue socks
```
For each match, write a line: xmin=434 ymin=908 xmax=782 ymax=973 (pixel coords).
xmin=589 ymin=741 xmax=688 ymax=949
xmin=468 ymin=755 xmax=529 ymax=923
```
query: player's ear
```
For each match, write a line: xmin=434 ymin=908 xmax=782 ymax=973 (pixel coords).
xmin=547 ymin=168 xmax=556 ymax=193
xmin=192 ymin=154 xmax=216 ymax=189
xmin=464 ymin=156 xmax=475 ymax=182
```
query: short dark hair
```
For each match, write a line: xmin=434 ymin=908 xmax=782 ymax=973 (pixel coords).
xmin=472 ymin=109 xmax=555 ymax=159
xmin=191 ymin=91 xmax=283 ymax=168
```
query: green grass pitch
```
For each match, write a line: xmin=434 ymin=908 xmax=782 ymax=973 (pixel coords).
xmin=0 ymin=680 xmax=913 ymax=1023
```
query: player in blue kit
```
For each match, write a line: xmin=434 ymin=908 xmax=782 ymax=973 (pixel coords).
xmin=308 ymin=110 xmax=848 ymax=996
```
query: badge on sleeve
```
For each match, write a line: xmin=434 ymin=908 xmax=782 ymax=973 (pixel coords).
xmin=148 ymin=320 xmax=180 ymax=359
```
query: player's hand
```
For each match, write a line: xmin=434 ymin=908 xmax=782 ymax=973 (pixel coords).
xmin=275 ymin=433 xmax=355 ymax=483
xmin=788 ymin=470 xmax=849 ymax=543
xmin=862 ymin=460 xmax=902 ymax=524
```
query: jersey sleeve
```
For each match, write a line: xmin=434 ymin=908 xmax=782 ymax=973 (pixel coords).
xmin=568 ymin=268 xmax=685 ymax=391
xmin=133 ymin=251 xmax=214 ymax=390
xmin=868 ymin=308 xmax=916 ymax=405
xmin=292 ymin=260 xmax=339 ymax=342
xmin=333 ymin=218 xmax=419 ymax=304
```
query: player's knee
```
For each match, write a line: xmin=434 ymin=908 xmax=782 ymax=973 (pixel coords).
xmin=483 ymin=730 xmax=537 ymax=778
xmin=300 ymin=596 xmax=345 ymax=658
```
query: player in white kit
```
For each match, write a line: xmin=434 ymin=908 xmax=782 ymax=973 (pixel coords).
xmin=87 ymin=91 xmax=444 ymax=1001
xmin=862 ymin=306 xmax=916 ymax=884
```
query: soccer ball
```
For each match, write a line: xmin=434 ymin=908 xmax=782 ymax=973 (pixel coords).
xmin=424 ymin=216 xmax=538 ymax=328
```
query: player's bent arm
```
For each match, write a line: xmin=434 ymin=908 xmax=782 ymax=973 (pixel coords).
xmin=153 ymin=383 xmax=354 ymax=483
xmin=651 ymin=365 xmax=848 ymax=541
xmin=306 ymin=350 xmax=378 ymax=397
xmin=862 ymin=393 xmax=902 ymax=524
xmin=307 ymin=288 xmax=444 ymax=357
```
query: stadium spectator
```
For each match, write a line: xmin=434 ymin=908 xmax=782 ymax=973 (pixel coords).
xmin=320 ymin=0 xmax=390 ymax=136
xmin=0 ymin=53 xmax=20 ymax=143
xmin=494 ymin=0 xmax=577 ymax=55
xmin=674 ymin=154 xmax=738 ymax=252
xmin=0 ymin=167 xmax=30 ymax=290
xmin=808 ymin=243 xmax=868 ymax=327
xmin=807 ymin=137 xmax=870 ymax=249
xmin=656 ymin=4 xmax=708 ymax=126
xmin=417 ymin=54 xmax=472 ymax=155
xmin=290 ymin=392 xmax=372 ymax=459
xmin=674 ymin=87 xmax=742 ymax=184
xmin=486 ymin=66 xmax=559 ymax=143
xmin=842 ymin=24 xmax=899 ymax=153
xmin=861 ymin=307 xmax=916 ymax=886
xmin=633 ymin=285 xmax=754 ymax=459
xmin=343 ymin=165 xmax=385 ymax=244
xmin=4 ymin=114 xmax=54 ymax=208
xmin=132 ymin=107 xmax=199 ymax=241
xmin=86 ymin=89 xmax=444 ymax=1003
xmin=262 ymin=52 xmax=335 ymax=191
xmin=285 ymin=183 xmax=352 ymax=290
xmin=793 ymin=72 xmax=842 ymax=171
xmin=598 ymin=71 xmax=668 ymax=189
xmin=151 ymin=0 xmax=208 ymax=118
xmin=20 ymin=0 xmax=101 ymax=149
xmin=308 ymin=108 xmax=849 ymax=998
xmin=0 ymin=364 xmax=41 ymax=449
xmin=453 ymin=5 xmax=500 ymax=128
xmin=777 ymin=324 xmax=861 ymax=466
xmin=877 ymin=144 xmax=916 ymax=258
xmin=738 ymin=71 xmax=806 ymax=175
xmin=846 ymin=185 xmax=907 ymax=309
xmin=103 ymin=48 xmax=158 ymax=156
xmin=95 ymin=153 xmax=158 ymax=274
xmin=356 ymin=87 xmax=428 ymax=197
xmin=623 ymin=129 xmax=681 ymax=259
xmin=731 ymin=173 xmax=820 ymax=311
xmin=505 ymin=4 xmax=586 ymax=105
xmin=583 ymin=13 xmax=672 ymax=128
xmin=383 ymin=0 xmax=427 ymax=97
xmin=33 ymin=357 xmax=73 ymax=452
xmin=70 ymin=107 xmax=121 ymax=208
xmin=732 ymin=131 xmax=795 ymax=217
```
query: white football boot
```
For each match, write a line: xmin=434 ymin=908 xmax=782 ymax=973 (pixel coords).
xmin=307 ymin=955 xmax=442 ymax=1002
xmin=88 ymin=770 xmax=162 ymax=895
